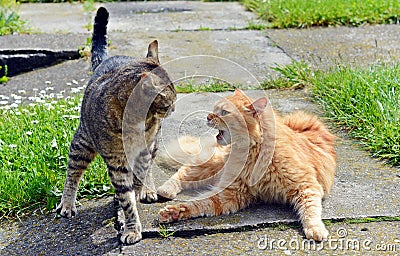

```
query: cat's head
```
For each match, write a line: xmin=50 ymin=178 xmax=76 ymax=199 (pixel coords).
xmin=207 ymin=89 xmax=268 ymax=146
xmin=140 ymin=71 xmax=176 ymax=118
xmin=138 ymin=40 xmax=177 ymax=118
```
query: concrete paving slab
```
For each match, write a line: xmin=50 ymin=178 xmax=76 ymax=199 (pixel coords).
xmin=102 ymin=1 xmax=259 ymax=32
xmin=111 ymin=221 xmax=400 ymax=255
xmin=19 ymin=2 xmax=260 ymax=34
xmin=19 ymin=3 xmax=92 ymax=34
xmin=266 ymin=25 xmax=400 ymax=69
xmin=108 ymin=30 xmax=291 ymax=82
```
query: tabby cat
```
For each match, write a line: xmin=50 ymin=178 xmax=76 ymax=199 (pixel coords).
xmin=56 ymin=7 xmax=176 ymax=244
xmin=157 ymin=89 xmax=335 ymax=241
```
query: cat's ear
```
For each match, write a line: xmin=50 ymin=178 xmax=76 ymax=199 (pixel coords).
xmin=141 ymin=72 xmax=148 ymax=81
xmin=140 ymin=72 xmax=151 ymax=89
xmin=146 ymin=40 xmax=160 ymax=64
xmin=246 ymin=97 xmax=268 ymax=117
xmin=233 ymin=89 xmax=245 ymax=97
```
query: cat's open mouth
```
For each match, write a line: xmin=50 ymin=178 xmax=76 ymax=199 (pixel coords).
xmin=215 ymin=129 xmax=231 ymax=145
xmin=216 ymin=130 xmax=224 ymax=141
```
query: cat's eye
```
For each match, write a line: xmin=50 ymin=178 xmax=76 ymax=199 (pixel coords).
xmin=220 ymin=110 xmax=230 ymax=116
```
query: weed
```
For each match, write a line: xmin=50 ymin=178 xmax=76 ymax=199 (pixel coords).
xmin=158 ymin=225 xmax=176 ymax=238
xmin=176 ymin=79 xmax=244 ymax=93
xmin=0 ymin=65 xmax=9 ymax=84
xmin=198 ymin=26 xmax=211 ymax=31
xmin=245 ymin=20 xmax=268 ymax=30
xmin=0 ymin=0 xmax=29 ymax=36
xmin=83 ymin=0 xmax=96 ymax=31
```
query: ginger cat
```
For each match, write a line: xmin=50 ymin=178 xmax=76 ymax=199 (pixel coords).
xmin=157 ymin=89 xmax=335 ymax=241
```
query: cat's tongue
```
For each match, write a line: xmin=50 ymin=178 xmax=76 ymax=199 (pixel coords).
xmin=216 ymin=130 xmax=224 ymax=141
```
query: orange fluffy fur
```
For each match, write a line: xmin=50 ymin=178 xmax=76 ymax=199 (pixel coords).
xmin=157 ymin=89 xmax=336 ymax=241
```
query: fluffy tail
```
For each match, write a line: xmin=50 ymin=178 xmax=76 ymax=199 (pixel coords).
xmin=91 ymin=7 xmax=109 ymax=71
xmin=283 ymin=111 xmax=335 ymax=152
xmin=155 ymin=136 xmax=226 ymax=169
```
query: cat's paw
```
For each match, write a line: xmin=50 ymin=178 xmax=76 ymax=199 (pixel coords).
xmin=139 ymin=186 xmax=158 ymax=203
xmin=120 ymin=230 xmax=142 ymax=245
xmin=157 ymin=185 xmax=178 ymax=200
xmin=304 ymin=224 xmax=329 ymax=242
xmin=56 ymin=199 xmax=76 ymax=218
xmin=159 ymin=204 xmax=188 ymax=223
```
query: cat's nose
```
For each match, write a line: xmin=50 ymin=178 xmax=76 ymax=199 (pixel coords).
xmin=207 ymin=114 xmax=212 ymax=122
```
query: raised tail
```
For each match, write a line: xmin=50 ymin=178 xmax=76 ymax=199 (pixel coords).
xmin=91 ymin=7 xmax=109 ymax=71
xmin=155 ymin=136 xmax=228 ymax=169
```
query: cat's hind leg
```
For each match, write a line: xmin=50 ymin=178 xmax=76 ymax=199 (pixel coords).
xmin=57 ymin=132 xmax=97 ymax=217
xmin=292 ymin=186 xmax=329 ymax=241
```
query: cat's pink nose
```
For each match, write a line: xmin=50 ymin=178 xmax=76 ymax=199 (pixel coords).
xmin=207 ymin=114 xmax=212 ymax=122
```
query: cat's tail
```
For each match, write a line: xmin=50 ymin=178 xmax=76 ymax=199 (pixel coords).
xmin=91 ymin=7 xmax=109 ymax=71
xmin=155 ymin=136 xmax=227 ymax=169
xmin=283 ymin=111 xmax=335 ymax=152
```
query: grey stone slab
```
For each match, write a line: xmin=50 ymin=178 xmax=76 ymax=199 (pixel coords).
xmin=19 ymin=2 xmax=259 ymax=34
xmin=110 ymin=221 xmax=400 ymax=255
xmin=0 ymin=34 xmax=88 ymax=51
xmin=266 ymin=25 xmax=400 ymax=69
xmin=102 ymin=1 xmax=259 ymax=32
xmin=19 ymin=3 xmax=92 ymax=34
xmin=108 ymin=30 xmax=291 ymax=83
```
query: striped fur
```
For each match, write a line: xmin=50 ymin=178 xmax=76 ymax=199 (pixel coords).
xmin=56 ymin=7 xmax=176 ymax=245
xmin=158 ymin=89 xmax=335 ymax=242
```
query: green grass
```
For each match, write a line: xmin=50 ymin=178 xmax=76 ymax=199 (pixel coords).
xmin=0 ymin=96 xmax=111 ymax=219
xmin=270 ymin=61 xmax=400 ymax=165
xmin=176 ymin=79 xmax=245 ymax=93
xmin=243 ymin=0 xmax=400 ymax=28
xmin=0 ymin=0 xmax=29 ymax=36
xmin=261 ymin=61 xmax=312 ymax=89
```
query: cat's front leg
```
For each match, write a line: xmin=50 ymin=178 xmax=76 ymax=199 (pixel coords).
xmin=159 ymin=187 xmax=252 ymax=222
xmin=294 ymin=187 xmax=329 ymax=241
xmin=139 ymin=168 xmax=158 ymax=203
xmin=108 ymin=163 xmax=143 ymax=244
xmin=157 ymin=171 xmax=183 ymax=200
xmin=117 ymin=189 xmax=142 ymax=244
xmin=134 ymin=147 xmax=158 ymax=203
xmin=157 ymin=164 xmax=219 ymax=200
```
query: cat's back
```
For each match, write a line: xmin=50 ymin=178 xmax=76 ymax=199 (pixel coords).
xmin=283 ymin=111 xmax=335 ymax=155
xmin=89 ymin=55 xmax=134 ymax=84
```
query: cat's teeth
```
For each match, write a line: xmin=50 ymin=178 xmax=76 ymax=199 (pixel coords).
xmin=217 ymin=130 xmax=224 ymax=140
